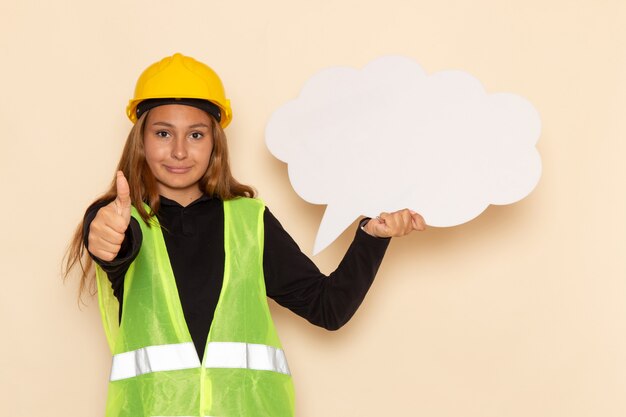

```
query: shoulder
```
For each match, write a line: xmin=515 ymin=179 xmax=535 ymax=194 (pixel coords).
xmin=224 ymin=196 xmax=266 ymax=211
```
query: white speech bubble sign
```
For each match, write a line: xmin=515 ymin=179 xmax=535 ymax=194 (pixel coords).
xmin=266 ymin=56 xmax=542 ymax=254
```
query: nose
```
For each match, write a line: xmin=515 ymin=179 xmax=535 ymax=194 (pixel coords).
xmin=171 ymin=137 xmax=188 ymax=160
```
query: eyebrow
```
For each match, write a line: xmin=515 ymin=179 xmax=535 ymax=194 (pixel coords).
xmin=151 ymin=122 xmax=211 ymax=129
xmin=189 ymin=123 xmax=211 ymax=129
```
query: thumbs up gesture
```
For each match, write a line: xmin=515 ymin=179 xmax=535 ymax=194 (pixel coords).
xmin=88 ymin=171 xmax=132 ymax=261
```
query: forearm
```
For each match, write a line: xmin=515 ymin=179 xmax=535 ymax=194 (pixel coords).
xmin=264 ymin=209 xmax=390 ymax=330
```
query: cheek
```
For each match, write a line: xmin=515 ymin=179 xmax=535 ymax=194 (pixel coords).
xmin=196 ymin=140 xmax=214 ymax=166
xmin=143 ymin=143 xmax=167 ymax=177
xmin=143 ymin=139 xmax=165 ymax=164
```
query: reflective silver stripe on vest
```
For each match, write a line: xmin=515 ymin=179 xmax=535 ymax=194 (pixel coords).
xmin=204 ymin=342 xmax=291 ymax=375
xmin=111 ymin=341 xmax=290 ymax=381
xmin=110 ymin=342 xmax=201 ymax=381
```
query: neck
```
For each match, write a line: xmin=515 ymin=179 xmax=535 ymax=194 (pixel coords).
xmin=158 ymin=187 xmax=203 ymax=207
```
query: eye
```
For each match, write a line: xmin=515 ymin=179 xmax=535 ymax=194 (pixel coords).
xmin=155 ymin=130 xmax=170 ymax=139
xmin=190 ymin=131 xmax=204 ymax=140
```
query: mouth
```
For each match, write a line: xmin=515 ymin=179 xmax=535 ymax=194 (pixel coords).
xmin=164 ymin=165 xmax=193 ymax=174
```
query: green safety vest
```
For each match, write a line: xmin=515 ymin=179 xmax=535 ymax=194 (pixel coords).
xmin=96 ymin=198 xmax=295 ymax=417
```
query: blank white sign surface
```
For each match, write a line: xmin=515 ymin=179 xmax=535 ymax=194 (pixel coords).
xmin=265 ymin=56 xmax=542 ymax=254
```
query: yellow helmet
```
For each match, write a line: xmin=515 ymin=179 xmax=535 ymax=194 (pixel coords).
xmin=127 ymin=53 xmax=232 ymax=128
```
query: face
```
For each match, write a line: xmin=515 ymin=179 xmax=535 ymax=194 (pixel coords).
xmin=143 ymin=104 xmax=214 ymax=205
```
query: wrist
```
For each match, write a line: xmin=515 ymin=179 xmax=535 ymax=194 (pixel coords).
xmin=360 ymin=218 xmax=378 ymax=238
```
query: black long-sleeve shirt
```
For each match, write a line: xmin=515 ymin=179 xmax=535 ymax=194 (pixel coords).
xmin=84 ymin=195 xmax=389 ymax=359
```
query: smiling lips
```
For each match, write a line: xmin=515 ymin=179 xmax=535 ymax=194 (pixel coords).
xmin=164 ymin=165 xmax=193 ymax=174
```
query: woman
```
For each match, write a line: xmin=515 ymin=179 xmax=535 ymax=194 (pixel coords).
xmin=65 ymin=53 xmax=425 ymax=417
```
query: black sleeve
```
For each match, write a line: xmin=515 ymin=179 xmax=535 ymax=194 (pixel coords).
xmin=263 ymin=208 xmax=390 ymax=330
xmin=83 ymin=200 xmax=143 ymax=301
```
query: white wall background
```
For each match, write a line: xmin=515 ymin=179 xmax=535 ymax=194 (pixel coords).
xmin=1 ymin=1 xmax=625 ymax=416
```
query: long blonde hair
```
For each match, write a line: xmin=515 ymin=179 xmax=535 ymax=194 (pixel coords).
xmin=63 ymin=111 xmax=255 ymax=300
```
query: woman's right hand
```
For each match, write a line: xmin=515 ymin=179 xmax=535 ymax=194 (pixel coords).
xmin=88 ymin=171 xmax=132 ymax=261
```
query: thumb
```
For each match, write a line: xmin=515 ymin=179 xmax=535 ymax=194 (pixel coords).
xmin=114 ymin=171 xmax=131 ymax=219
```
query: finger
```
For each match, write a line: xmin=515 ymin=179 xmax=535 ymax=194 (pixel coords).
xmin=97 ymin=226 xmax=126 ymax=246
xmin=88 ymin=224 xmax=125 ymax=248
xmin=378 ymin=212 xmax=391 ymax=224
xmin=90 ymin=248 xmax=120 ymax=262
xmin=115 ymin=171 xmax=131 ymax=215
xmin=89 ymin=211 xmax=127 ymax=240
xmin=401 ymin=209 xmax=413 ymax=233
xmin=107 ymin=212 xmax=131 ymax=234
xmin=377 ymin=212 xmax=392 ymax=229
xmin=411 ymin=211 xmax=427 ymax=231
xmin=389 ymin=210 xmax=411 ymax=236
xmin=92 ymin=236 xmax=123 ymax=254
xmin=379 ymin=210 xmax=416 ymax=236
xmin=93 ymin=205 xmax=130 ymax=234
xmin=87 ymin=230 xmax=122 ymax=260
xmin=387 ymin=210 xmax=408 ymax=233
xmin=373 ymin=212 xmax=397 ymax=237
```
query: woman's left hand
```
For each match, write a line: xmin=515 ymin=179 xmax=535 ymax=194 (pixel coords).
xmin=362 ymin=209 xmax=426 ymax=238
